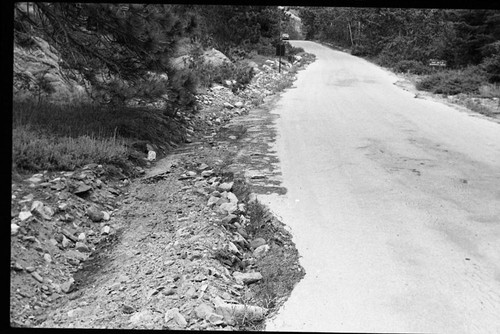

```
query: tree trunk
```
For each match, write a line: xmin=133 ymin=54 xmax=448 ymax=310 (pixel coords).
xmin=347 ymin=21 xmax=354 ymax=47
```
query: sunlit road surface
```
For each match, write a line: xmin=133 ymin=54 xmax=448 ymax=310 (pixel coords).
xmin=262 ymin=41 xmax=500 ymax=333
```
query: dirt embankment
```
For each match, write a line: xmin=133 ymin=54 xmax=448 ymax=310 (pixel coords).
xmin=10 ymin=52 xmax=316 ymax=330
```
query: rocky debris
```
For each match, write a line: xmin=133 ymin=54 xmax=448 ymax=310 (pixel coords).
xmin=10 ymin=163 xmax=127 ymax=327
xmin=10 ymin=50 xmax=314 ymax=330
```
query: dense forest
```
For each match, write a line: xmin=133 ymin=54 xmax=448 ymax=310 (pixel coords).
xmin=297 ymin=7 xmax=500 ymax=94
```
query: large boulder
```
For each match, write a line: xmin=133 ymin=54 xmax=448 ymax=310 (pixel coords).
xmin=13 ymin=37 xmax=88 ymax=104
xmin=169 ymin=48 xmax=230 ymax=70
xmin=202 ymin=48 xmax=230 ymax=67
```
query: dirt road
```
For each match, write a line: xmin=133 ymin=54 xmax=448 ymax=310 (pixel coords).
xmin=262 ymin=41 xmax=500 ymax=333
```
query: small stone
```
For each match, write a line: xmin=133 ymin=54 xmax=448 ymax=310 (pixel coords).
xmin=43 ymin=254 xmax=52 ymax=263
xmin=122 ymin=305 xmax=135 ymax=314
xmin=11 ymin=224 xmax=20 ymax=236
xmin=223 ymin=102 xmax=234 ymax=109
xmin=30 ymin=201 xmax=54 ymax=220
xmin=248 ymin=193 xmax=258 ymax=204
xmin=12 ymin=262 xmax=23 ymax=271
xmin=198 ymin=163 xmax=209 ymax=171
xmin=75 ymin=242 xmax=90 ymax=253
xmin=78 ymin=233 xmax=86 ymax=241
xmin=228 ymin=242 xmax=240 ymax=255
xmin=57 ymin=203 xmax=68 ymax=211
xmin=201 ymin=170 xmax=214 ymax=178
xmin=195 ymin=303 xmax=215 ymax=319
xmin=253 ymin=244 xmax=270 ymax=258
xmin=26 ymin=266 xmax=35 ymax=273
xmin=101 ymin=226 xmax=111 ymax=235
xmin=185 ymin=286 xmax=197 ymax=299
xmin=226 ymin=192 xmax=238 ymax=204
xmin=218 ymin=182 xmax=234 ymax=192
xmin=187 ymin=171 xmax=197 ymax=177
xmin=163 ymin=288 xmax=176 ymax=296
xmin=250 ymin=238 xmax=267 ymax=250
xmin=232 ymin=272 xmax=263 ymax=285
xmin=61 ymin=236 xmax=71 ymax=249
xmin=207 ymin=312 xmax=225 ymax=325
xmin=18 ymin=211 xmax=32 ymax=221
xmin=207 ymin=196 xmax=220 ymax=207
xmin=218 ymin=202 xmax=238 ymax=215
xmin=61 ymin=278 xmax=75 ymax=293
xmin=26 ymin=175 xmax=43 ymax=183
xmin=31 ymin=271 xmax=44 ymax=283
xmin=130 ymin=310 xmax=154 ymax=326
xmin=86 ymin=206 xmax=104 ymax=222
xmin=74 ymin=184 xmax=92 ymax=195
xmin=165 ymin=308 xmax=187 ymax=328
xmin=102 ymin=211 xmax=111 ymax=221
xmin=234 ymin=101 xmax=244 ymax=108
xmin=221 ymin=214 xmax=238 ymax=225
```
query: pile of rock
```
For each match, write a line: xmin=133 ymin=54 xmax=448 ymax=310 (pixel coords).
xmin=10 ymin=163 xmax=129 ymax=326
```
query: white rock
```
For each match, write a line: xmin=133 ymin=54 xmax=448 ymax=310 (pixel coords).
xmin=164 ymin=308 xmax=187 ymax=328
xmin=130 ymin=310 xmax=154 ymax=326
xmin=102 ymin=211 xmax=111 ymax=221
xmin=218 ymin=202 xmax=238 ymax=215
xmin=218 ymin=182 xmax=234 ymax=192
xmin=43 ymin=253 xmax=52 ymax=263
xmin=234 ymin=101 xmax=244 ymax=108
xmin=101 ymin=226 xmax=111 ymax=235
xmin=228 ymin=242 xmax=240 ymax=255
xmin=232 ymin=271 xmax=263 ymax=285
xmin=18 ymin=211 xmax=32 ymax=221
xmin=147 ymin=150 xmax=156 ymax=161
xmin=194 ymin=303 xmax=215 ymax=320
xmin=226 ymin=192 xmax=238 ymax=204
xmin=213 ymin=296 xmax=267 ymax=325
xmin=253 ymin=244 xmax=270 ymax=259
xmin=11 ymin=224 xmax=20 ymax=235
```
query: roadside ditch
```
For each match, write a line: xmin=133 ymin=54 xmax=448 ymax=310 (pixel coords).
xmin=10 ymin=53 xmax=316 ymax=330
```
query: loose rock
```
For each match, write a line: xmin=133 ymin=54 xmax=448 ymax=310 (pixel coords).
xmin=165 ymin=308 xmax=187 ymax=328
xmin=232 ymin=271 xmax=263 ymax=285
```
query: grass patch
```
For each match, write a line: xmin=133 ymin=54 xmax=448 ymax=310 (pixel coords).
xmin=13 ymin=100 xmax=186 ymax=144
xmin=12 ymin=99 xmax=189 ymax=173
xmin=12 ymin=125 xmax=127 ymax=172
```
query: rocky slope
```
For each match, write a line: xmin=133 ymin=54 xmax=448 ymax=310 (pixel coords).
xmin=10 ymin=52 xmax=315 ymax=329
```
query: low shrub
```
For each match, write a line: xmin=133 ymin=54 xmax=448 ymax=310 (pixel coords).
xmin=393 ymin=60 xmax=431 ymax=75
xmin=416 ymin=66 xmax=487 ymax=95
xmin=190 ymin=59 xmax=254 ymax=93
xmin=478 ymin=83 xmax=500 ymax=98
